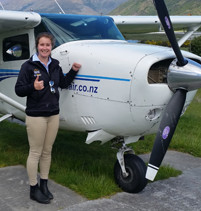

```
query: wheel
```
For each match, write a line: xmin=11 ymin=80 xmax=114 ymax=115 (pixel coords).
xmin=114 ymin=154 xmax=148 ymax=193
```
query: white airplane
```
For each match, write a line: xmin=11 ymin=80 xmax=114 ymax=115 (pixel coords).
xmin=0 ymin=0 xmax=201 ymax=193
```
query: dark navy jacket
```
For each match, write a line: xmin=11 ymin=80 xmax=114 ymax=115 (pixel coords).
xmin=15 ymin=56 xmax=77 ymax=117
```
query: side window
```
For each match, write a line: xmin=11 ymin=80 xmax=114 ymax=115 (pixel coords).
xmin=3 ymin=34 xmax=30 ymax=62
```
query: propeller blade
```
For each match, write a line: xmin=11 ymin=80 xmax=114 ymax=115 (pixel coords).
xmin=146 ymin=89 xmax=187 ymax=181
xmin=153 ymin=0 xmax=187 ymax=66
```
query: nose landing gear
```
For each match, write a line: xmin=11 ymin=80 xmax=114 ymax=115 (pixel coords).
xmin=112 ymin=137 xmax=148 ymax=193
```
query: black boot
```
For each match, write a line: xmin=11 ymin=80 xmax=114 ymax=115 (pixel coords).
xmin=40 ymin=179 xmax=54 ymax=200
xmin=30 ymin=184 xmax=50 ymax=204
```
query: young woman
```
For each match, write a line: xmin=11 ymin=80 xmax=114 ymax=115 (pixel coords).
xmin=15 ymin=32 xmax=81 ymax=204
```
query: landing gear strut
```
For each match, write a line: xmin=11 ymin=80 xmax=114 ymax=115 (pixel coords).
xmin=112 ymin=137 xmax=147 ymax=193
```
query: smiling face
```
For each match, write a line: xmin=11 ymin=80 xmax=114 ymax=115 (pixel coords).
xmin=37 ymin=37 xmax=52 ymax=61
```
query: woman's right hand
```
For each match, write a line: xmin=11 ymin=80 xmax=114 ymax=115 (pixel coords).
xmin=34 ymin=75 xmax=44 ymax=90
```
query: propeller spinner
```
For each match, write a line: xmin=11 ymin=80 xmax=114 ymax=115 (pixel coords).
xmin=146 ymin=0 xmax=201 ymax=181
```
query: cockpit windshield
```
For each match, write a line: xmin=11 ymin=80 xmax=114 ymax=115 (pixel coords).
xmin=35 ymin=14 xmax=125 ymax=47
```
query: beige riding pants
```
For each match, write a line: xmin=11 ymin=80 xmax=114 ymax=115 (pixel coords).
xmin=26 ymin=114 xmax=59 ymax=186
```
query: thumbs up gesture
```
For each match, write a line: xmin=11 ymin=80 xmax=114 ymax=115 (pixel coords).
xmin=34 ymin=75 xmax=44 ymax=90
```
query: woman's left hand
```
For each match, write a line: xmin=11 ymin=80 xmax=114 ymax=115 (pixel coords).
xmin=72 ymin=62 xmax=81 ymax=72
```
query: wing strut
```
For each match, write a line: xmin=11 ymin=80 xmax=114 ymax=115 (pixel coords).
xmin=0 ymin=114 xmax=12 ymax=122
xmin=178 ymin=24 xmax=201 ymax=47
xmin=0 ymin=92 xmax=25 ymax=112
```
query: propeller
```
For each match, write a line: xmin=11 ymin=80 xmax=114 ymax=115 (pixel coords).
xmin=146 ymin=89 xmax=186 ymax=180
xmin=146 ymin=0 xmax=201 ymax=181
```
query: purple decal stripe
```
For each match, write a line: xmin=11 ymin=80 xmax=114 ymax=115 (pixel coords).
xmin=162 ymin=126 xmax=170 ymax=139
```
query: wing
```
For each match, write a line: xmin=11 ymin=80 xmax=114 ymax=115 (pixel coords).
xmin=111 ymin=16 xmax=201 ymax=46
xmin=0 ymin=10 xmax=41 ymax=33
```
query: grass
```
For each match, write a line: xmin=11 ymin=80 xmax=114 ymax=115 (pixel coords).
xmin=169 ymin=91 xmax=201 ymax=157
xmin=155 ymin=165 xmax=182 ymax=181
xmin=0 ymin=89 xmax=201 ymax=199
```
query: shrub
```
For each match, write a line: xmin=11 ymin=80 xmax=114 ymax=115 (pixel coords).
xmin=191 ymin=36 xmax=201 ymax=56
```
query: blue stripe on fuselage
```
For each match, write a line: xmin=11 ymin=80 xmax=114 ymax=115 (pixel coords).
xmin=75 ymin=74 xmax=131 ymax=82
xmin=0 ymin=69 xmax=19 ymax=81
xmin=0 ymin=69 xmax=131 ymax=82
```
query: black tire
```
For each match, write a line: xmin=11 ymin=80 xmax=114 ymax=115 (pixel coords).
xmin=114 ymin=154 xmax=147 ymax=193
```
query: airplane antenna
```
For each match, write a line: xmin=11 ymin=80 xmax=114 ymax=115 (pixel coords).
xmin=0 ymin=2 xmax=5 ymax=10
xmin=54 ymin=0 xmax=65 ymax=14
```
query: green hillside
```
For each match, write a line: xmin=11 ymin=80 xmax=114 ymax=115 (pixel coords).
xmin=110 ymin=0 xmax=201 ymax=15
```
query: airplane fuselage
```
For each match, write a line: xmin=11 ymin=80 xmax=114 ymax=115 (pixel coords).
xmin=0 ymin=13 xmax=200 ymax=144
xmin=0 ymin=36 xmax=198 ymax=144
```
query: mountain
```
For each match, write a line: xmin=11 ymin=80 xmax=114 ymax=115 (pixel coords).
xmin=2 ymin=0 xmax=200 ymax=16
xmin=0 ymin=0 xmax=128 ymax=15
xmin=110 ymin=0 xmax=201 ymax=15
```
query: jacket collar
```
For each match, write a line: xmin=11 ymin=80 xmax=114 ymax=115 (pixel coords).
xmin=29 ymin=55 xmax=60 ymax=72
xmin=32 ymin=53 xmax=52 ymax=72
